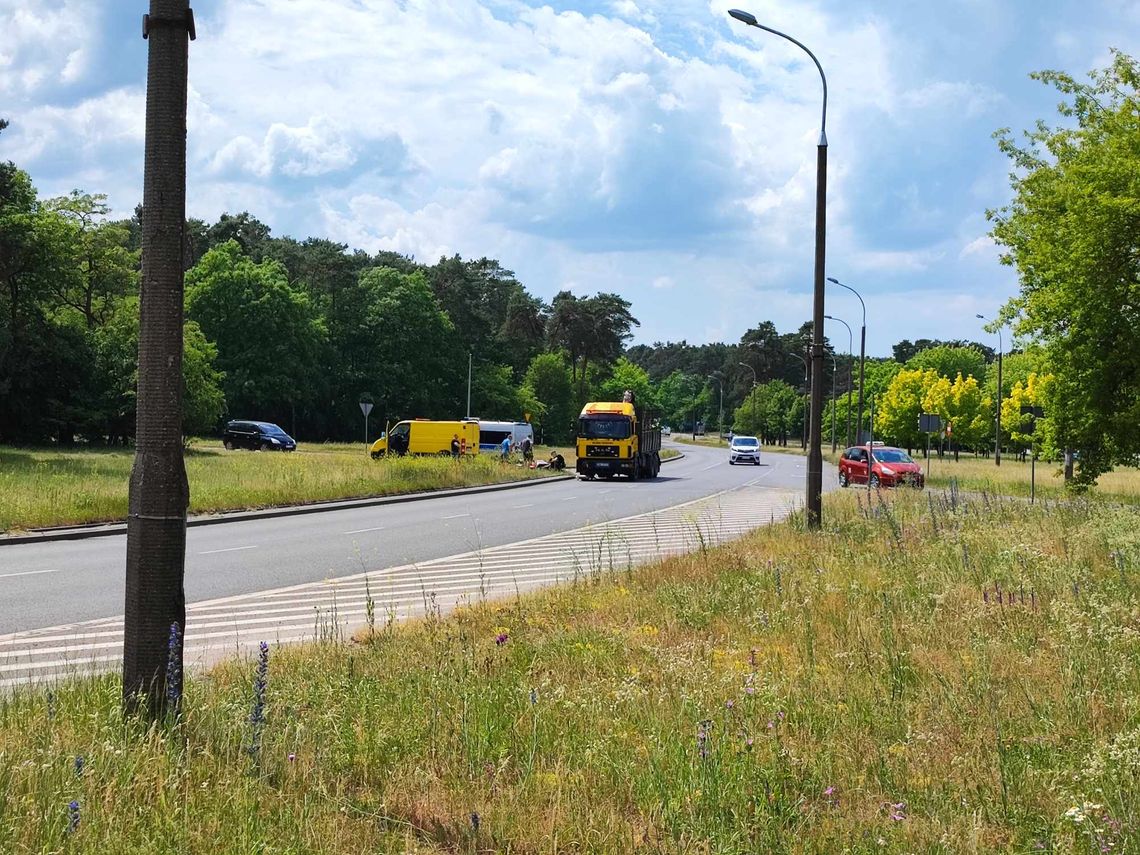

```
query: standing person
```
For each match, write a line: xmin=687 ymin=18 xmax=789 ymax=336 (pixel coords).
xmin=521 ymin=435 xmax=533 ymax=463
xmin=500 ymin=435 xmax=512 ymax=461
xmin=451 ymin=434 xmax=460 ymax=459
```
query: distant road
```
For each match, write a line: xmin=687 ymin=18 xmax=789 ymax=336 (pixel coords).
xmin=0 ymin=442 xmax=823 ymax=635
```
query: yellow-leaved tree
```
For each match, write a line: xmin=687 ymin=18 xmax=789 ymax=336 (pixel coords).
xmin=1000 ymin=372 xmax=1053 ymax=453
xmin=923 ymin=372 xmax=991 ymax=452
xmin=876 ymin=368 xmax=940 ymax=451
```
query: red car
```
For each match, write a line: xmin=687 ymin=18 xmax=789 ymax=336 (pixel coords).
xmin=838 ymin=445 xmax=925 ymax=489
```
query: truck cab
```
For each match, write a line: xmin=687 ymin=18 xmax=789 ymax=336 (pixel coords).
xmin=575 ymin=400 xmax=661 ymax=480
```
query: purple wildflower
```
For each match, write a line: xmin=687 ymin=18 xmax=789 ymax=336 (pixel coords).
xmin=495 ymin=632 xmax=509 ymax=646
xmin=887 ymin=801 xmax=906 ymax=821
xmin=67 ymin=800 xmax=80 ymax=834
xmin=248 ymin=641 xmax=270 ymax=761
xmin=165 ymin=621 xmax=183 ymax=713
xmin=726 ymin=699 xmax=735 ymax=709
xmin=287 ymin=753 xmax=296 ymax=763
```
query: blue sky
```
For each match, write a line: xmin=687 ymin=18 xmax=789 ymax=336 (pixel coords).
xmin=2 ymin=0 xmax=1137 ymax=356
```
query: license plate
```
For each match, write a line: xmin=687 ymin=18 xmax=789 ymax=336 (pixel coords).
xmin=596 ymin=461 xmax=611 ymax=468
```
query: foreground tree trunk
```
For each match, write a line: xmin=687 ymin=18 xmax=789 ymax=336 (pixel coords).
xmin=123 ymin=0 xmax=194 ymax=720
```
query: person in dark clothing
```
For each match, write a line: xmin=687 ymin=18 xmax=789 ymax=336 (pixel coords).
xmin=548 ymin=451 xmax=565 ymax=471
xmin=451 ymin=434 xmax=461 ymax=458
xmin=521 ymin=435 xmax=534 ymax=462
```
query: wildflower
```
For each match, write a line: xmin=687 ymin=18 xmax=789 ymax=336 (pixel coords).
xmin=73 ymin=756 xmax=85 ymax=778
xmin=886 ymin=801 xmax=906 ymax=821
xmin=767 ymin=720 xmax=775 ymax=730
xmin=495 ymin=632 xmax=509 ymax=646
xmin=745 ymin=686 xmax=756 ymax=695
xmin=824 ymin=785 xmax=839 ymax=807
xmin=67 ymin=800 xmax=80 ymax=834
xmin=725 ymin=699 xmax=735 ymax=710
xmin=248 ymin=641 xmax=270 ymax=761
xmin=777 ymin=710 xmax=786 ymax=721
xmin=287 ymin=753 xmax=296 ymax=763
xmin=165 ymin=621 xmax=183 ymax=712
xmin=696 ymin=720 xmax=711 ymax=759
xmin=744 ymin=737 xmax=754 ymax=751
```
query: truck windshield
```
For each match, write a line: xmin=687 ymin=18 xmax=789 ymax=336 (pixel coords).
xmin=579 ymin=417 xmax=631 ymax=439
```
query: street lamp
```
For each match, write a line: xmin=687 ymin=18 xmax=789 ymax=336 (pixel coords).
xmin=786 ymin=351 xmax=810 ymax=449
xmin=825 ymin=313 xmax=854 ymax=446
xmin=707 ymin=374 xmax=724 ymax=438
xmin=729 ymin=8 xmax=828 ymax=529
xmin=977 ymin=313 xmax=1005 ymax=466
xmin=738 ymin=361 xmax=758 ymax=386
xmin=827 ymin=277 xmax=866 ymax=444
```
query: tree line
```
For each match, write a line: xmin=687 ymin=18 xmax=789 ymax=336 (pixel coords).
xmin=0 ymin=144 xmax=643 ymax=447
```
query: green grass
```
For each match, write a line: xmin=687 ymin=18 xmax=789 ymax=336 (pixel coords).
xmin=3 ymin=489 xmax=1138 ymax=852
xmin=0 ymin=441 xmax=563 ymax=532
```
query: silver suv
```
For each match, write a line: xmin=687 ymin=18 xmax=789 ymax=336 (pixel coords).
xmin=728 ymin=435 xmax=761 ymax=465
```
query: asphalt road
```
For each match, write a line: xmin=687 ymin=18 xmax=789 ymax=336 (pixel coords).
xmin=0 ymin=442 xmax=823 ymax=635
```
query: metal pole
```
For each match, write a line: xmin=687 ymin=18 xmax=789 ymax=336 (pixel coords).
xmin=728 ymin=7 xmax=826 ymax=528
xmin=466 ymin=350 xmax=472 ymax=419
xmin=829 ymin=351 xmax=837 ymax=454
xmin=826 ymin=315 xmax=853 ymax=447
xmin=364 ymin=411 xmax=369 ymax=446
xmin=996 ymin=337 xmax=1003 ymax=466
xmin=828 ymin=279 xmax=866 ymax=443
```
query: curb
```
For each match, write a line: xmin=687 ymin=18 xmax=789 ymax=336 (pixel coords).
xmin=0 ymin=473 xmax=576 ymax=547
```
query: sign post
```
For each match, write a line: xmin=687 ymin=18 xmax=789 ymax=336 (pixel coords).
xmin=359 ymin=400 xmax=374 ymax=446
xmin=918 ymin=413 xmax=943 ymax=480
xmin=1021 ymin=405 xmax=1045 ymax=503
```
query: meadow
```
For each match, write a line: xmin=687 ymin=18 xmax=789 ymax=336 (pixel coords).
xmin=2 ymin=488 xmax=1137 ymax=852
xmin=0 ymin=441 xmax=560 ymax=532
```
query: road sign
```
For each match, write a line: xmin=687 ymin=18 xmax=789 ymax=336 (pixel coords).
xmin=359 ymin=401 xmax=374 ymax=418
xmin=918 ymin=413 xmax=942 ymax=433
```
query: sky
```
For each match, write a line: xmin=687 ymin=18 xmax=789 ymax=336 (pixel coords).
xmin=2 ymin=0 xmax=1137 ymax=357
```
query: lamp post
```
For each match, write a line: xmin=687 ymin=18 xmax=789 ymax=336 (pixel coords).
xmin=707 ymin=374 xmax=724 ymax=438
xmin=827 ymin=277 xmax=866 ymax=443
xmin=825 ymin=313 xmax=854 ymax=446
xmin=977 ymin=313 xmax=1005 ymax=466
xmin=786 ymin=351 xmax=809 ymax=449
xmin=827 ymin=349 xmax=838 ymax=453
xmin=729 ymin=8 xmax=827 ymax=529
xmin=738 ymin=361 xmax=758 ymax=386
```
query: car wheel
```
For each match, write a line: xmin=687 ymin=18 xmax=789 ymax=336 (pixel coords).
xmin=223 ymin=440 xmax=234 ymax=450
xmin=870 ymin=473 xmax=880 ymax=488
xmin=838 ymin=471 xmax=848 ymax=487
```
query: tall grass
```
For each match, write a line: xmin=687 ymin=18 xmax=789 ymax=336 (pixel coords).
xmin=0 ymin=442 xmax=557 ymax=532
xmin=2 ymin=490 xmax=1138 ymax=851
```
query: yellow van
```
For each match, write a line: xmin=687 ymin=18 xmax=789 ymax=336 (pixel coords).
xmin=369 ymin=419 xmax=480 ymax=459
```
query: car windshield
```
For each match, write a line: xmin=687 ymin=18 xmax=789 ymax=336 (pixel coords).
xmin=732 ymin=438 xmax=759 ymax=448
xmin=259 ymin=424 xmax=289 ymax=437
xmin=579 ymin=417 xmax=632 ymax=439
xmin=874 ymin=449 xmax=913 ymax=463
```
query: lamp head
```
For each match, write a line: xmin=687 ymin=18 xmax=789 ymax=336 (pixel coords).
xmin=728 ymin=8 xmax=758 ymax=26
xmin=824 ymin=314 xmax=834 ymax=320
xmin=975 ymin=313 xmax=986 ymax=320
xmin=826 ymin=276 xmax=839 ymax=284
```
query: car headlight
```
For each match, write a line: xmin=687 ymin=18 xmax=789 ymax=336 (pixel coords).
xmin=880 ymin=466 xmax=894 ymax=475
xmin=270 ymin=438 xmax=280 ymax=445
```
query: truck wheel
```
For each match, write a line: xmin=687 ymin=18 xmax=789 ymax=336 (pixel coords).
xmin=370 ymin=451 xmax=381 ymax=460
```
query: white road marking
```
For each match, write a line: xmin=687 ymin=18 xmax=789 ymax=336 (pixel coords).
xmin=701 ymin=462 xmax=722 ymax=471
xmin=1 ymin=486 xmax=798 ymax=689
xmin=0 ymin=568 xmax=61 ymax=580
xmin=343 ymin=526 xmax=385 ymax=535
xmin=442 ymin=513 xmax=471 ymax=520
xmin=198 ymin=545 xmax=259 ymax=555
xmin=510 ymin=504 xmax=534 ymax=509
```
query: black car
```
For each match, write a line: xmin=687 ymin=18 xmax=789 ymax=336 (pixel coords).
xmin=222 ymin=420 xmax=297 ymax=451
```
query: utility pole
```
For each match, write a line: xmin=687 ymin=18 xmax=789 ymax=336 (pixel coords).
xmin=466 ymin=350 xmax=472 ymax=419
xmin=123 ymin=0 xmax=195 ymax=720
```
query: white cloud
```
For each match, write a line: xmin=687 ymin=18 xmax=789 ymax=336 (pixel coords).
xmin=0 ymin=1 xmax=93 ymax=96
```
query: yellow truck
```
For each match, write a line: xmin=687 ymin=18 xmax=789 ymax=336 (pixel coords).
xmin=575 ymin=399 xmax=661 ymax=480
xmin=369 ymin=419 xmax=480 ymax=459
